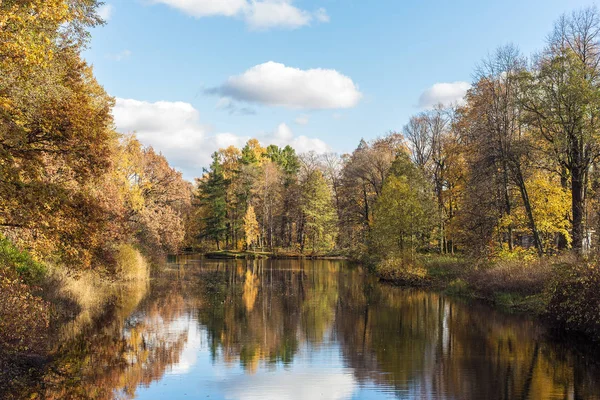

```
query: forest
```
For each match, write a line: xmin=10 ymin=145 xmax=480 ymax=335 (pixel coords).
xmin=2 ymin=0 xmax=600 ymax=383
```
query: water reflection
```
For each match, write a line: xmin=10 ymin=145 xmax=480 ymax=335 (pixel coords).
xmin=32 ymin=258 xmax=600 ymax=399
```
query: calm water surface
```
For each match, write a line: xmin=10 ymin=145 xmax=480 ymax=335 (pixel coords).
xmin=37 ymin=258 xmax=600 ymax=399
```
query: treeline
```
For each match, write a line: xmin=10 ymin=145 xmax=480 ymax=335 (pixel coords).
xmin=195 ymin=6 xmax=600 ymax=263
xmin=192 ymin=132 xmax=430 ymax=258
xmin=0 ymin=0 xmax=191 ymax=277
xmin=400 ymin=6 xmax=600 ymax=258
xmin=190 ymin=141 xmax=338 ymax=253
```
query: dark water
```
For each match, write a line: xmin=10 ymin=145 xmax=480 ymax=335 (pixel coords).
xmin=31 ymin=258 xmax=600 ymax=399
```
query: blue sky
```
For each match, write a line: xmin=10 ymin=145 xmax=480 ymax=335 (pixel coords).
xmin=86 ymin=0 xmax=594 ymax=179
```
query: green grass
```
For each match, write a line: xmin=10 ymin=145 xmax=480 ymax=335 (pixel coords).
xmin=0 ymin=236 xmax=46 ymax=285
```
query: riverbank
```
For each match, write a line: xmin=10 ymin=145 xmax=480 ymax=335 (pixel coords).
xmin=374 ymin=253 xmax=600 ymax=341
xmin=0 ymin=240 xmax=150 ymax=397
xmin=201 ymin=249 xmax=348 ymax=260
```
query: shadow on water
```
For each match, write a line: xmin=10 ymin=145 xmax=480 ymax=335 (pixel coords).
xmin=13 ymin=257 xmax=600 ymax=399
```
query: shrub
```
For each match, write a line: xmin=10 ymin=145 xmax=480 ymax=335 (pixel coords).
xmin=115 ymin=244 xmax=148 ymax=281
xmin=445 ymin=278 xmax=471 ymax=296
xmin=546 ymin=261 xmax=600 ymax=340
xmin=376 ymin=254 xmax=430 ymax=286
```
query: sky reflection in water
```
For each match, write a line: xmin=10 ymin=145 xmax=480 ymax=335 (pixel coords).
xmin=41 ymin=258 xmax=600 ymax=400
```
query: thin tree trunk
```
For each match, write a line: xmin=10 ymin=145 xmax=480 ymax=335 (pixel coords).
xmin=572 ymin=167 xmax=586 ymax=254
xmin=514 ymin=168 xmax=543 ymax=256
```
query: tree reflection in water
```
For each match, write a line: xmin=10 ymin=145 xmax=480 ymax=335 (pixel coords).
xmin=31 ymin=258 xmax=600 ymax=400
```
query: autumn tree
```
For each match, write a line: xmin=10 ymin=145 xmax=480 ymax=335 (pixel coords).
xmin=520 ymin=7 xmax=600 ymax=253
xmin=338 ymin=133 xmax=404 ymax=251
xmin=0 ymin=0 xmax=120 ymax=267
xmin=243 ymin=205 xmax=260 ymax=250
xmin=299 ymin=170 xmax=338 ymax=253
xmin=371 ymin=152 xmax=434 ymax=259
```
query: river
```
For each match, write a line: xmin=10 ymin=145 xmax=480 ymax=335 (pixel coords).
xmin=31 ymin=257 xmax=600 ymax=399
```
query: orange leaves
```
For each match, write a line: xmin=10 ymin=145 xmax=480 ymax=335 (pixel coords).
xmin=0 ymin=272 xmax=51 ymax=355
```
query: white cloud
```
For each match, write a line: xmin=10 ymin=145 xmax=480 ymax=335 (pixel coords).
xmin=97 ymin=4 xmax=114 ymax=21
xmin=113 ymin=99 xmax=330 ymax=179
xmin=418 ymin=81 xmax=471 ymax=109
xmin=245 ymin=0 xmax=311 ymax=30
xmin=149 ymin=0 xmax=328 ymax=30
xmin=209 ymin=62 xmax=362 ymax=110
xmin=294 ymin=115 xmax=309 ymax=125
xmin=266 ymin=123 xmax=329 ymax=154
xmin=106 ymin=49 xmax=132 ymax=61
xmin=150 ymin=0 xmax=247 ymax=17
xmin=113 ymin=98 xmax=246 ymax=180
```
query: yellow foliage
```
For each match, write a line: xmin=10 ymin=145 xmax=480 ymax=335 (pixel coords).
xmin=243 ymin=205 xmax=260 ymax=249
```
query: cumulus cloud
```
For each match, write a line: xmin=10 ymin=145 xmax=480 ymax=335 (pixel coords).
xmin=113 ymin=99 xmax=330 ymax=179
xmin=266 ymin=123 xmax=329 ymax=154
xmin=150 ymin=0 xmax=246 ymax=17
xmin=208 ymin=62 xmax=362 ymax=110
xmin=97 ymin=4 xmax=114 ymax=21
xmin=245 ymin=0 xmax=311 ymax=30
xmin=106 ymin=49 xmax=132 ymax=61
xmin=113 ymin=98 xmax=246 ymax=179
xmin=418 ymin=81 xmax=471 ymax=109
xmin=150 ymin=0 xmax=328 ymax=30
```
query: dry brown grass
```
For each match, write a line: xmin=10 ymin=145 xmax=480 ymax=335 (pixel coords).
xmin=115 ymin=244 xmax=149 ymax=281
xmin=467 ymin=256 xmax=560 ymax=297
xmin=376 ymin=255 xmax=431 ymax=285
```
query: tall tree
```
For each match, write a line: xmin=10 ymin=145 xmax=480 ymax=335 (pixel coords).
xmin=520 ymin=7 xmax=600 ymax=253
xmin=371 ymin=152 xmax=434 ymax=259
xmin=198 ymin=153 xmax=228 ymax=250
xmin=299 ymin=170 xmax=338 ymax=253
xmin=243 ymin=205 xmax=260 ymax=250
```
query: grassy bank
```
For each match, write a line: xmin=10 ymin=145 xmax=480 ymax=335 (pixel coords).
xmin=375 ymin=253 xmax=600 ymax=341
xmin=0 ymin=239 xmax=149 ymax=396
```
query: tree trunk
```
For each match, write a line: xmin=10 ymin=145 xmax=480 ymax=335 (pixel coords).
xmin=572 ymin=168 xmax=586 ymax=253
xmin=362 ymin=183 xmax=370 ymax=228
xmin=514 ymin=168 xmax=543 ymax=256
xmin=502 ymin=160 xmax=514 ymax=250
xmin=558 ymin=170 xmax=569 ymax=250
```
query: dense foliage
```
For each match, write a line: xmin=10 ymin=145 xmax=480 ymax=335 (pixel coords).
xmin=0 ymin=1 xmax=191 ymax=274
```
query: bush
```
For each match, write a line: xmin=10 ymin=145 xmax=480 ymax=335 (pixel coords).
xmin=445 ymin=278 xmax=471 ymax=296
xmin=0 ymin=236 xmax=46 ymax=285
xmin=115 ymin=244 xmax=148 ymax=281
xmin=546 ymin=261 xmax=600 ymax=340
xmin=376 ymin=254 xmax=430 ymax=286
